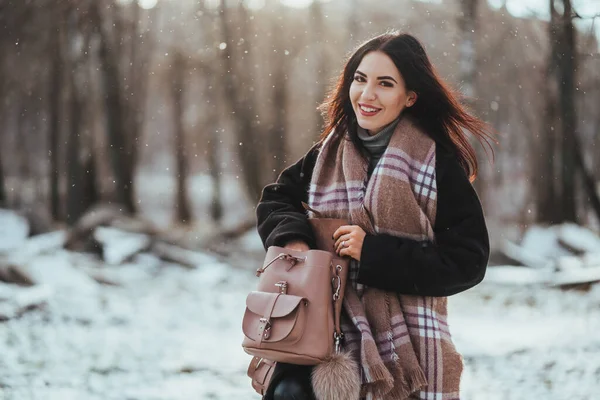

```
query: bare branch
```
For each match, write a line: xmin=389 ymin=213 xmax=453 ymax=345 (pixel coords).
xmin=572 ymin=11 xmax=600 ymax=20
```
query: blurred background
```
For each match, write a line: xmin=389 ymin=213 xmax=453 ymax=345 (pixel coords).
xmin=1 ymin=0 xmax=600 ymax=399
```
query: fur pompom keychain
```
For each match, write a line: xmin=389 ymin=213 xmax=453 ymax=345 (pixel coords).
xmin=311 ymin=351 xmax=361 ymax=400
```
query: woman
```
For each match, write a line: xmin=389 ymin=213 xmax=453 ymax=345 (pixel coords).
xmin=256 ymin=32 xmax=492 ymax=400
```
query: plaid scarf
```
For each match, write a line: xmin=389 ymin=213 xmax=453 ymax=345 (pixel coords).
xmin=308 ymin=116 xmax=463 ymax=400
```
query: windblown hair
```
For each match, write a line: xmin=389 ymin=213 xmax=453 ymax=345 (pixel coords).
xmin=318 ymin=32 xmax=494 ymax=181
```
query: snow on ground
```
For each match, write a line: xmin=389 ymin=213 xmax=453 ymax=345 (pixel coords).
xmin=451 ymin=284 xmax=600 ymax=400
xmin=2 ymin=234 xmax=600 ymax=399
xmin=0 ymin=251 xmax=257 ymax=400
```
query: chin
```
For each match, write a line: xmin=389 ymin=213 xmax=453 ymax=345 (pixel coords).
xmin=356 ymin=119 xmax=378 ymax=131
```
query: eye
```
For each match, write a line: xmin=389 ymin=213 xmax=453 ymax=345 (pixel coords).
xmin=353 ymin=75 xmax=365 ymax=82
xmin=380 ymin=81 xmax=394 ymax=87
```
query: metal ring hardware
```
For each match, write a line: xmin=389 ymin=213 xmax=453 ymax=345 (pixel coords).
xmin=256 ymin=253 xmax=306 ymax=276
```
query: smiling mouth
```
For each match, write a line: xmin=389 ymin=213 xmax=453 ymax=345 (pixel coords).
xmin=358 ymin=104 xmax=381 ymax=116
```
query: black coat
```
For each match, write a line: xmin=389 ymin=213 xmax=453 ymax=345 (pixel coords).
xmin=256 ymin=143 xmax=490 ymax=297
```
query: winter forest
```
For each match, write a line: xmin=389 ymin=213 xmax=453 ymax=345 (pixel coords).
xmin=1 ymin=0 xmax=600 ymax=399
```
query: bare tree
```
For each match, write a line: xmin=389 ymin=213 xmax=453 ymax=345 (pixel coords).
xmin=15 ymin=102 xmax=31 ymax=206
xmin=310 ymin=0 xmax=328 ymax=133
xmin=121 ymin=1 xmax=154 ymax=213
xmin=346 ymin=0 xmax=359 ymax=48
xmin=89 ymin=1 xmax=153 ymax=214
xmin=0 ymin=150 xmax=5 ymax=207
xmin=195 ymin=2 xmax=223 ymax=223
xmin=170 ymin=51 xmax=192 ymax=224
xmin=48 ymin=5 xmax=63 ymax=221
xmin=206 ymin=127 xmax=223 ymax=223
xmin=458 ymin=0 xmax=479 ymax=99
xmin=556 ymin=0 xmax=577 ymax=222
xmin=457 ymin=0 xmax=487 ymax=198
xmin=90 ymin=2 xmax=132 ymax=212
xmin=218 ymin=0 xmax=264 ymax=203
xmin=268 ymin=1 xmax=288 ymax=178
xmin=536 ymin=2 xmax=561 ymax=223
xmin=537 ymin=0 xmax=594 ymax=224
xmin=573 ymin=132 xmax=600 ymax=222
xmin=65 ymin=3 xmax=94 ymax=225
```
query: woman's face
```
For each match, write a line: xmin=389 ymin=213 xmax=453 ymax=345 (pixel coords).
xmin=349 ymin=51 xmax=416 ymax=135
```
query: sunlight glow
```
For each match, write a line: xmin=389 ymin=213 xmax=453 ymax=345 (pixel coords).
xmin=246 ymin=0 xmax=266 ymax=10
xmin=204 ymin=0 xmax=220 ymax=10
xmin=138 ymin=0 xmax=158 ymax=9
xmin=116 ymin=0 xmax=158 ymax=9
xmin=280 ymin=0 xmax=313 ymax=8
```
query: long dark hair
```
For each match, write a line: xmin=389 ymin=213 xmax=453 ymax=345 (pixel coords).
xmin=319 ymin=32 xmax=494 ymax=181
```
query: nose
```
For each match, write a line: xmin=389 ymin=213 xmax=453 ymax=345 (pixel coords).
xmin=361 ymin=84 xmax=377 ymax=101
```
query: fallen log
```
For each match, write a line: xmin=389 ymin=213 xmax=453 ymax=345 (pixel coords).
xmin=94 ymin=227 xmax=151 ymax=265
xmin=500 ymin=240 xmax=553 ymax=269
xmin=0 ymin=262 xmax=34 ymax=286
xmin=557 ymin=223 xmax=600 ymax=255
xmin=0 ymin=282 xmax=51 ymax=321
xmin=65 ymin=203 xmax=157 ymax=252
xmin=152 ymin=242 xmax=218 ymax=269
xmin=0 ymin=231 xmax=67 ymax=285
xmin=550 ymin=266 xmax=600 ymax=287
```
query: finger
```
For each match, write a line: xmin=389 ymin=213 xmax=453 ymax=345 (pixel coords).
xmin=334 ymin=234 xmax=351 ymax=250
xmin=339 ymin=246 xmax=356 ymax=260
xmin=336 ymin=239 xmax=348 ymax=254
xmin=338 ymin=246 xmax=349 ymax=258
xmin=333 ymin=225 xmax=353 ymax=240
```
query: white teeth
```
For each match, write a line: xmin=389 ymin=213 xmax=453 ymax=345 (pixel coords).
xmin=360 ymin=105 xmax=379 ymax=113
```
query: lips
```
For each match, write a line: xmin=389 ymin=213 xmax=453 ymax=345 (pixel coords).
xmin=358 ymin=103 xmax=381 ymax=117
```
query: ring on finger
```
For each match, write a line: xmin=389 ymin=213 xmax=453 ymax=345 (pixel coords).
xmin=342 ymin=240 xmax=346 ymax=248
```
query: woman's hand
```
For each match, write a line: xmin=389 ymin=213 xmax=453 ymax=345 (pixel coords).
xmin=333 ymin=225 xmax=366 ymax=261
xmin=284 ymin=240 xmax=310 ymax=252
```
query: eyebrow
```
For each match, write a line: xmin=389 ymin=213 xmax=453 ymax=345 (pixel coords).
xmin=355 ymin=70 xmax=398 ymax=84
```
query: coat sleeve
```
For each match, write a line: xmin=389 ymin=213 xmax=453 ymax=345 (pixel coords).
xmin=356 ymin=149 xmax=490 ymax=297
xmin=256 ymin=146 xmax=320 ymax=250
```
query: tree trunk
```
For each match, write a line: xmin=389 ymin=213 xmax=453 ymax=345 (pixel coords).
xmin=269 ymin=3 xmax=287 ymax=178
xmin=122 ymin=1 xmax=152 ymax=217
xmin=310 ymin=0 xmax=328 ymax=133
xmin=458 ymin=0 xmax=478 ymax=99
xmin=65 ymin=84 xmax=84 ymax=225
xmin=457 ymin=0 xmax=486 ymax=198
xmin=218 ymin=0 xmax=263 ymax=204
xmin=205 ymin=83 xmax=223 ymax=223
xmin=196 ymin=1 xmax=223 ymax=223
xmin=171 ymin=52 xmax=192 ymax=224
xmin=207 ymin=130 xmax=223 ymax=223
xmin=82 ymin=150 xmax=99 ymax=212
xmin=537 ymin=74 xmax=559 ymax=223
xmin=93 ymin=4 xmax=136 ymax=214
xmin=65 ymin=4 xmax=95 ymax=225
xmin=573 ymin=133 xmax=600 ymax=223
xmin=346 ymin=0 xmax=359 ymax=48
xmin=0 ymin=151 xmax=6 ymax=207
xmin=557 ymin=0 xmax=577 ymax=222
xmin=536 ymin=0 xmax=561 ymax=223
xmin=15 ymin=101 xmax=32 ymax=206
xmin=48 ymin=15 xmax=62 ymax=221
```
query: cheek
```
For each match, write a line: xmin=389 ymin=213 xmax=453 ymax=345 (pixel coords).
xmin=386 ymin=93 xmax=406 ymax=112
xmin=349 ymin=85 xmax=359 ymax=103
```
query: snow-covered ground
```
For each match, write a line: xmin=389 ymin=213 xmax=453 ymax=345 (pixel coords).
xmin=1 ymin=232 xmax=600 ymax=399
